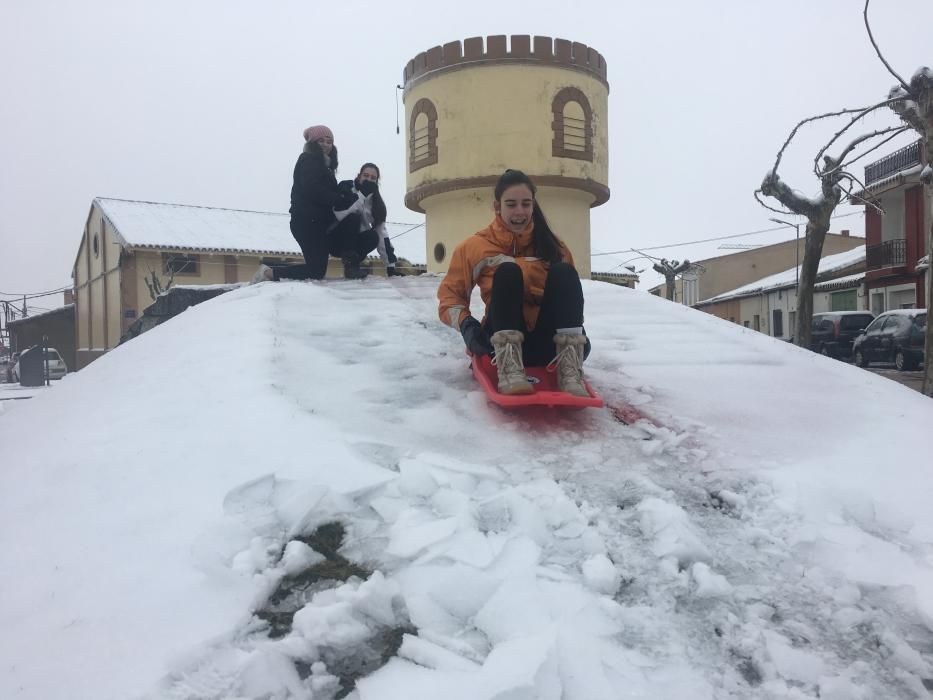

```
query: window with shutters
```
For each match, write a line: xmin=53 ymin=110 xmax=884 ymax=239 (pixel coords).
xmin=409 ymin=98 xmax=438 ymax=172
xmin=551 ymin=87 xmax=593 ymax=161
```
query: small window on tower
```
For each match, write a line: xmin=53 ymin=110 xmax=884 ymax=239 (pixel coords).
xmin=551 ymin=87 xmax=593 ymax=162
xmin=409 ymin=98 xmax=438 ymax=172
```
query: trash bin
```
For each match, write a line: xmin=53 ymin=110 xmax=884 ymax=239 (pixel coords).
xmin=17 ymin=346 xmax=46 ymax=387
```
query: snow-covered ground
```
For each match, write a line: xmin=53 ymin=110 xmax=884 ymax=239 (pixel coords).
xmin=1 ymin=277 xmax=931 ymax=700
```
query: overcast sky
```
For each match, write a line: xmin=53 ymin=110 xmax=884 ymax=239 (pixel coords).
xmin=2 ymin=0 xmax=931 ymax=306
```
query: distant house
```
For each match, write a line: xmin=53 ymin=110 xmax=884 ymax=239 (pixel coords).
xmin=648 ymin=232 xmax=865 ymax=305
xmin=695 ymin=247 xmax=866 ymax=339
xmin=72 ymin=197 xmax=417 ymax=369
xmin=850 ymin=139 xmax=929 ymax=314
xmin=591 ymin=271 xmax=639 ymax=289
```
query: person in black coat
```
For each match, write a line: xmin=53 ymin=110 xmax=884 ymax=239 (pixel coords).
xmin=254 ymin=125 xmax=375 ymax=282
xmin=334 ymin=163 xmax=402 ymax=277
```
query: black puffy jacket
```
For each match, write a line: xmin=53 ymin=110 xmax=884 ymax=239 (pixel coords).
xmin=289 ymin=147 xmax=342 ymax=227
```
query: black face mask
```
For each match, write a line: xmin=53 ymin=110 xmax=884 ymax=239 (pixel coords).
xmin=357 ymin=179 xmax=378 ymax=196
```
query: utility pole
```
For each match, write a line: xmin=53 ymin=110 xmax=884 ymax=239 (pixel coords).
xmin=770 ymin=218 xmax=801 ymax=297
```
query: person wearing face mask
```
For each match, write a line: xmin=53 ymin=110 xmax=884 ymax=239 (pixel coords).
xmin=437 ymin=169 xmax=590 ymax=397
xmin=252 ymin=124 xmax=362 ymax=282
xmin=333 ymin=163 xmax=403 ymax=277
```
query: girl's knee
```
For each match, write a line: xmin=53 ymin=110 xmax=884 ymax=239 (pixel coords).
xmin=550 ymin=261 xmax=579 ymax=279
xmin=494 ymin=261 xmax=523 ymax=281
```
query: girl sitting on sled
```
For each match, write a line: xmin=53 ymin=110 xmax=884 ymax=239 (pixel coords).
xmin=437 ymin=169 xmax=591 ymax=397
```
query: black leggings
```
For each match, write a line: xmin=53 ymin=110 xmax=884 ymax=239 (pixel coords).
xmin=485 ymin=262 xmax=588 ymax=366
xmin=276 ymin=214 xmax=378 ymax=280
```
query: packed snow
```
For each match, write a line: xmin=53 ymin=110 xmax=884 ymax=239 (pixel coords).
xmin=1 ymin=276 xmax=932 ymax=700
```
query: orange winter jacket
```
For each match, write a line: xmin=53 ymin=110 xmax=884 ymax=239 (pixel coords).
xmin=437 ymin=216 xmax=575 ymax=332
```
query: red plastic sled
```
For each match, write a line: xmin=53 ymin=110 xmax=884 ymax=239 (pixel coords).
xmin=469 ymin=352 xmax=604 ymax=409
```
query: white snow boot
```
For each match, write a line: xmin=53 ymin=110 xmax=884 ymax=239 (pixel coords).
xmin=490 ymin=330 xmax=533 ymax=395
xmin=549 ymin=333 xmax=589 ymax=397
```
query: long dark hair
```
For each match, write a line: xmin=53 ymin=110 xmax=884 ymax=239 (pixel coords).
xmin=356 ymin=162 xmax=387 ymax=226
xmin=302 ymin=140 xmax=339 ymax=171
xmin=494 ymin=169 xmax=563 ymax=264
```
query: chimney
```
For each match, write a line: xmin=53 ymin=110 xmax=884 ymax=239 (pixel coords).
xmin=841 ymin=229 xmax=850 ymax=237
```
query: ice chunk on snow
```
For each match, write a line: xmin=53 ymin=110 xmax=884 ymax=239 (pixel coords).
xmin=764 ymin=630 xmax=826 ymax=684
xmin=480 ymin=633 xmax=561 ymax=700
xmin=581 ymin=554 xmax=620 ymax=595
xmin=239 ymin=649 xmax=310 ymax=699
xmin=292 ymin=599 xmax=372 ymax=650
xmin=417 ymin=530 xmax=501 ymax=568
xmin=637 ymin=497 xmax=711 ymax=565
xmin=280 ymin=540 xmax=325 ymax=576
xmin=290 ymin=572 xmax=403 ymax=655
xmin=387 ymin=509 xmax=459 ymax=557
xmin=474 ymin=577 xmax=554 ymax=643
xmin=231 ymin=535 xmax=279 ymax=574
xmin=818 ymin=673 xmax=869 ymax=700
xmin=397 ymin=633 xmax=481 ymax=672
xmin=397 ymin=458 xmax=440 ymax=498
xmin=690 ymin=562 xmax=733 ymax=599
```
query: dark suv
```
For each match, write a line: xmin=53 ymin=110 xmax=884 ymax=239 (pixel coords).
xmin=809 ymin=311 xmax=876 ymax=359
xmin=852 ymin=310 xmax=927 ymax=371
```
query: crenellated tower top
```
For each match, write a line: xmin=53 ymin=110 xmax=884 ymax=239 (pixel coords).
xmin=403 ymin=35 xmax=609 ymax=92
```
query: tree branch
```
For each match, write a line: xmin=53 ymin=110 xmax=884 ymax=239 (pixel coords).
xmin=888 ymin=87 xmax=926 ymax=133
xmin=753 ymin=189 xmax=797 ymax=216
xmin=836 ymin=172 xmax=885 ymax=214
xmin=760 ymin=172 xmax=820 ymax=219
xmin=836 ymin=126 xmax=910 ymax=171
xmin=864 ymin=0 xmax=912 ymax=94
xmin=812 ymin=100 xmax=909 ymax=175
xmin=770 ymin=106 xmax=879 ymax=178
xmin=823 ymin=125 xmax=910 ymax=176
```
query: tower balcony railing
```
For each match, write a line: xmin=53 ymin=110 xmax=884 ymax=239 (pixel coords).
xmin=865 ymin=239 xmax=906 ymax=270
xmin=864 ymin=140 xmax=922 ymax=185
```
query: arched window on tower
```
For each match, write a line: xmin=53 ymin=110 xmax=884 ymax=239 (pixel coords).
xmin=552 ymin=87 xmax=593 ymax=161
xmin=409 ymin=98 xmax=438 ymax=172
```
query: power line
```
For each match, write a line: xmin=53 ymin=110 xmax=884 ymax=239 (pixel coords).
xmin=388 ymin=222 xmax=425 ymax=240
xmin=590 ymin=211 xmax=862 ymax=257
xmin=0 ymin=285 xmax=72 ymax=299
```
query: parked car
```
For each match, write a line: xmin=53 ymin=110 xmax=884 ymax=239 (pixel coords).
xmin=809 ymin=311 xmax=876 ymax=359
xmin=11 ymin=347 xmax=68 ymax=382
xmin=852 ymin=309 xmax=927 ymax=371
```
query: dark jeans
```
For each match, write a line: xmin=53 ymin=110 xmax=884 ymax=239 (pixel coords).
xmin=485 ymin=262 xmax=589 ymax=366
xmin=275 ymin=214 xmax=379 ymax=280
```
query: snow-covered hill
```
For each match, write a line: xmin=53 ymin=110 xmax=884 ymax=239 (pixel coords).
xmin=1 ymin=277 xmax=931 ymax=700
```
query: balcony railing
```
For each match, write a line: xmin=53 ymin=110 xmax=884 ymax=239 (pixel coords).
xmin=866 ymin=239 xmax=906 ymax=270
xmin=864 ymin=140 xmax=922 ymax=185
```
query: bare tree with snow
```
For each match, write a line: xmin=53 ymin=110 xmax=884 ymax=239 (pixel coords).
xmin=653 ymin=259 xmax=692 ymax=302
xmin=756 ymin=106 xmax=903 ymax=350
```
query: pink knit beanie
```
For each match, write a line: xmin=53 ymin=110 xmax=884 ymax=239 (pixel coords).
xmin=303 ymin=125 xmax=334 ymax=143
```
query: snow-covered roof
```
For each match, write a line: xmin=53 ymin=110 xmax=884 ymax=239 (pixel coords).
xmin=813 ymin=271 xmax=864 ymax=292
xmin=698 ymin=246 xmax=865 ymax=305
xmin=95 ymin=197 xmax=426 ymax=262
xmin=7 ymin=303 xmax=74 ymax=327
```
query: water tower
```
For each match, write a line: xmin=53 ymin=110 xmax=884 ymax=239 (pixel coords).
xmin=402 ymin=35 xmax=610 ymax=277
